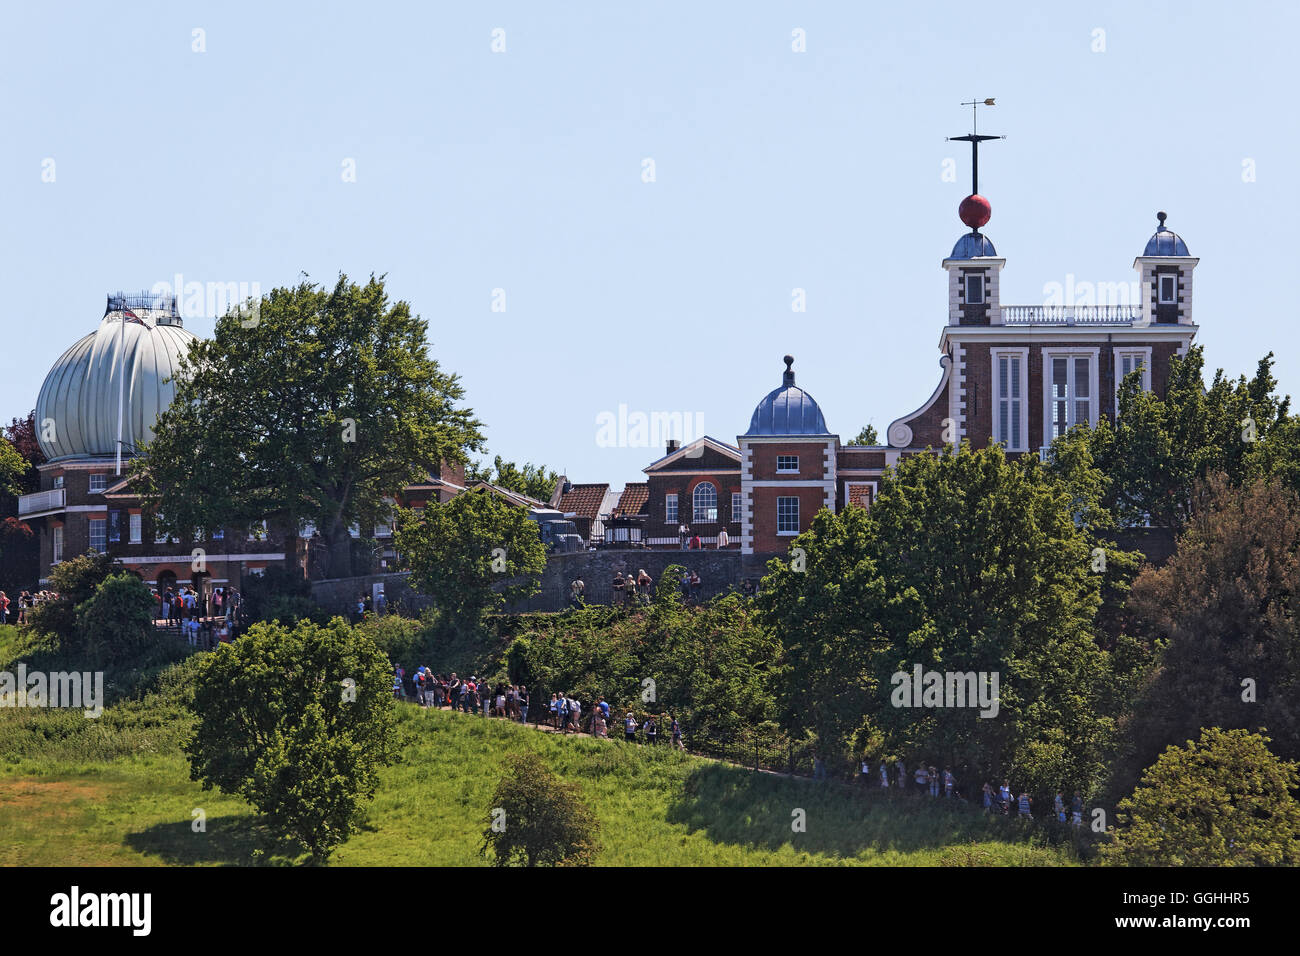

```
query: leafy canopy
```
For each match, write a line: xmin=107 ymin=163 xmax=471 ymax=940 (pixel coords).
xmin=480 ymin=752 xmax=601 ymax=866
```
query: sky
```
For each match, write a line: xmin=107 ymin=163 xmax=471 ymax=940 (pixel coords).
xmin=2 ymin=0 xmax=1296 ymax=491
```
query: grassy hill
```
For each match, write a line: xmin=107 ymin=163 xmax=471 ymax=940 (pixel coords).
xmin=0 ymin=625 xmax=1076 ymax=866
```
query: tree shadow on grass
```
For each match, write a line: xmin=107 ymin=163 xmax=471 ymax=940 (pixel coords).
xmin=666 ymin=762 xmax=1041 ymax=861
xmin=125 ymin=816 xmax=305 ymax=866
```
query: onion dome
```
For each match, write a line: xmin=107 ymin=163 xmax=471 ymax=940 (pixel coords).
xmin=950 ymin=232 xmax=998 ymax=259
xmin=744 ymin=356 xmax=831 ymax=436
xmin=35 ymin=292 xmax=198 ymax=461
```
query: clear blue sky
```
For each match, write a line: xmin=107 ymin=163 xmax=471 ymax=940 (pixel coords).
xmin=2 ymin=1 xmax=1295 ymax=490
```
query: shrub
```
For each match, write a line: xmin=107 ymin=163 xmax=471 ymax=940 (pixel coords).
xmin=480 ymin=753 xmax=600 ymax=866
xmin=74 ymin=572 xmax=156 ymax=665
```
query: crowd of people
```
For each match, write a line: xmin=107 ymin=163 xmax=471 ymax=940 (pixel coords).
xmin=0 ymin=589 xmax=57 ymax=626
xmin=152 ymin=584 xmax=241 ymax=626
xmin=858 ymin=758 xmax=1086 ymax=825
xmin=392 ymin=667 xmax=686 ymax=749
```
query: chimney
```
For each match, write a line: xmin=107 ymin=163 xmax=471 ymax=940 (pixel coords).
xmin=666 ymin=438 xmax=681 ymax=455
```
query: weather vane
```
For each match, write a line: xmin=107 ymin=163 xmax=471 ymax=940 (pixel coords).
xmin=947 ymin=98 xmax=1005 ymax=234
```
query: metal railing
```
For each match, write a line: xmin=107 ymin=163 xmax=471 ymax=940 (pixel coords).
xmin=1001 ymin=305 xmax=1140 ymax=326
xmin=17 ymin=488 xmax=65 ymax=516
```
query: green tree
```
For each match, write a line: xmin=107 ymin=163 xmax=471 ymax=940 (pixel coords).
xmin=185 ymin=617 xmax=398 ymax=863
xmin=467 ymin=456 xmax=559 ymax=502
xmin=846 ymin=424 xmax=879 ymax=446
xmin=29 ymin=551 xmax=121 ymax=643
xmin=760 ymin=443 xmax=1123 ymax=791
xmin=74 ymin=572 xmax=156 ymax=664
xmin=1102 ymin=728 xmax=1300 ymax=866
xmin=135 ymin=275 xmax=484 ymax=579
xmin=395 ymin=488 xmax=546 ymax=622
xmin=480 ymin=753 xmax=601 ymax=866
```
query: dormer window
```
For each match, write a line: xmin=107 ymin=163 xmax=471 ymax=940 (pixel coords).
xmin=965 ymin=274 xmax=985 ymax=305
xmin=1158 ymin=274 xmax=1177 ymax=305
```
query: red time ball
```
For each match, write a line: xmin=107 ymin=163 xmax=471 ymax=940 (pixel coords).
xmin=959 ymin=194 xmax=992 ymax=229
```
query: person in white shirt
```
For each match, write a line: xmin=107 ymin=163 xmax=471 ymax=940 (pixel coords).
xmin=717 ymin=527 xmax=730 ymax=549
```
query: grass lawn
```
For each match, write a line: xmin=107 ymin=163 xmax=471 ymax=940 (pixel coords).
xmin=0 ymin=624 xmax=1076 ymax=866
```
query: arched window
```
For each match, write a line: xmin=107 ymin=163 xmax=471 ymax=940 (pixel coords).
xmin=692 ymin=482 xmax=718 ymax=523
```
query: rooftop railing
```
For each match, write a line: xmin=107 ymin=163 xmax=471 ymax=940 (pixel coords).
xmin=18 ymin=488 xmax=65 ymax=516
xmin=1001 ymin=304 xmax=1140 ymax=326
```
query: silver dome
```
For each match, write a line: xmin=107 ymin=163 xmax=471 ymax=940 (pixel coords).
xmin=35 ymin=306 xmax=197 ymax=461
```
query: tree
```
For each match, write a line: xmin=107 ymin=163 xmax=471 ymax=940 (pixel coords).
xmin=135 ymin=275 xmax=484 ymax=579
xmin=480 ymin=753 xmax=600 ymax=866
xmin=74 ymin=572 xmax=156 ymax=664
xmin=467 ymin=456 xmax=559 ymax=502
xmin=1102 ymin=728 xmax=1300 ymax=866
xmin=395 ymin=488 xmax=546 ymax=622
xmin=29 ymin=551 xmax=122 ymax=643
xmin=759 ymin=443 xmax=1124 ymax=791
xmin=1070 ymin=347 xmax=1290 ymax=529
xmin=185 ymin=617 xmax=398 ymax=864
xmin=846 ymin=424 xmax=879 ymax=446
xmin=1116 ymin=475 xmax=1300 ymax=796
xmin=0 ymin=413 xmax=44 ymax=592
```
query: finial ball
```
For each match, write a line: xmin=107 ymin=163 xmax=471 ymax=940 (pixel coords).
xmin=959 ymin=194 xmax=992 ymax=229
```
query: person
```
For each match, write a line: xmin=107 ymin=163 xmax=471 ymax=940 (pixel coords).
xmin=413 ymin=667 xmax=426 ymax=706
xmin=1071 ymin=792 xmax=1083 ymax=827
xmin=880 ymin=762 xmax=890 ymax=789
xmin=592 ymin=706 xmax=606 ymax=738
xmin=943 ymin=767 xmax=955 ymax=798
xmin=982 ymin=782 xmax=994 ymax=811
xmin=569 ymin=578 xmax=585 ymax=609
xmin=644 ymin=715 xmax=657 ymax=745
xmin=998 ymin=780 xmax=1012 ymax=814
xmin=689 ymin=569 xmax=701 ymax=602
xmin=637 ymin=569 xmax=652 ymax=603
xmin=1018 ymin=791 xmax=1032 ymax=818
xmin=896 ymin=758 xmax=906 ymax=790
xmin=914 ymin=764 xmax=929 ymax=793
xmin=356 ymin=595 xmax=366 ymax=622
xmin=518 ymin=685 xmax=529 ymax=724
xmin=717 ymin=526 xmax=729 ymax=549
xmin=813 ymin=752 xmax=827 ymax=780
xmin=227 ymin=587 xmax=241 ymax=624
xmin=597 ymin=696 xmax=610 ymax=724
xmin=624 ymin=712 xmax=638 ymax=743
xmin=0 ymin=591 xmax=9 ymax=625
xmin=860 ymin=756 xmax=871 ymax=785
xmin=690 ymin=533 xmax=701 ymax=551
xmin=495 ymin=688 xmax=506 ymax=717
xmin=680 ymin=567 xmax=691 ymax=600
xmin=17 ymin=591 xmax=29 ymax=626
xmin=671 ymin=716 xmax=684 ymax=750
xmin=928 ymin=765 xmax=939 ymax=797
xmin=549 ymin=693 xmax=560 ymax=729
xmin=568 ymin=696 xmax=581 ymax=733
xmin=678 ymin=524 xmax=688 ymax=550
xmin=612 ymin=571 xmax=626 ymax=606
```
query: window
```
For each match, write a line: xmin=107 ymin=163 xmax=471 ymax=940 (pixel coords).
xmin=776 ymin=455 xmax=799 ymax=473
xmin=692 ymin=482 xmax=717 ymax=522
xmin=665 ymin=494 xmax=678 ymax=523
xmin=53 ymin=475 xmax=64 ymax=489
xmin=211 ymin=527 xmax=224 ymax=540
xmin=1114 ymin=348 xmax=1152 ymax=415
xmin=965 ymin=274 xmax=985 ymax=305
xmin=1045 ymin=351 xmax=1098 ymax=441
xmin=88 ymin=473 xmax=107 ymax=493
xmin=108 ymin=510 xmax=121 ymax=543
xmin=248 ymin=520 xmax=267 ymax=540
xmin=777 ymin=496 xmax=800 ymax=534
xmin=1158 ymin=274 xmax=1177 ymax=305
xmin=52 ymin=526 xmax=63 ymax=564
xmin=129 ymin=513 xmax=142 ymax=544
xmin=992 ymin=350 xmax=1027 ymax=451
xmin=731 ymin=492 xmax=743 ymax=523
xmin=88 ymin=518 xmax=107 ymax=553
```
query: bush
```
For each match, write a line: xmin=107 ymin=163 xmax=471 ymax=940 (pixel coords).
xmin=74 ymin=572 xmax=156 ymax=665
xmin=185 ymin=617 xmax=398 ymax=863
xmin=28 ymin=551 xmax=120 ymax=641
xmin=480 ymin=752 xmax=600 ymax=866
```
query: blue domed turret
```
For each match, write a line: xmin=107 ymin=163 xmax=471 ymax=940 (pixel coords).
xmin=744 ymin=356 xmax=830 ymax=436
xmin=950 ymin=232 xmax=998 ymax=259
xmin=1142 ymin=211 xmax=1190 ymax=257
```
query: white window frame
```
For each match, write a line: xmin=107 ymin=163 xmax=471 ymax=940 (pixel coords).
xmin=776 ymin=455 xmax=799 ymax=474
xmin=88 ymin=473 xmax=107 ymax=493
xmin=965 ymin=273 xmax=985 ymax=305
xmin=776 ymin=496 xmax=800 ymax=535
xmin=1041 ymin=348 xmax=1100 ymax=445
xmin=991 ymin=348 xmax=1029 ymax=452
xmin=129 ymin=512 xmax=142 ymax=544
xmin=1157 ymin=274 xmax=1177 ymax=305
xmin=692 ymin=482 xmax=717 ymax=523
xmin=1113 ymin=347 xmax=1153 ymax=417
xmin=53 ymin=475 xmax=64 ymax=489
xmin=52 ymin=525 xmax=63 ymax=564
xmin=88 ymin=518 xmax=107 ymax=553
xmin=731 ymin=491 xmax=742 ymax=523
xmin=665 ymin=493 xmax=678 ymax=523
